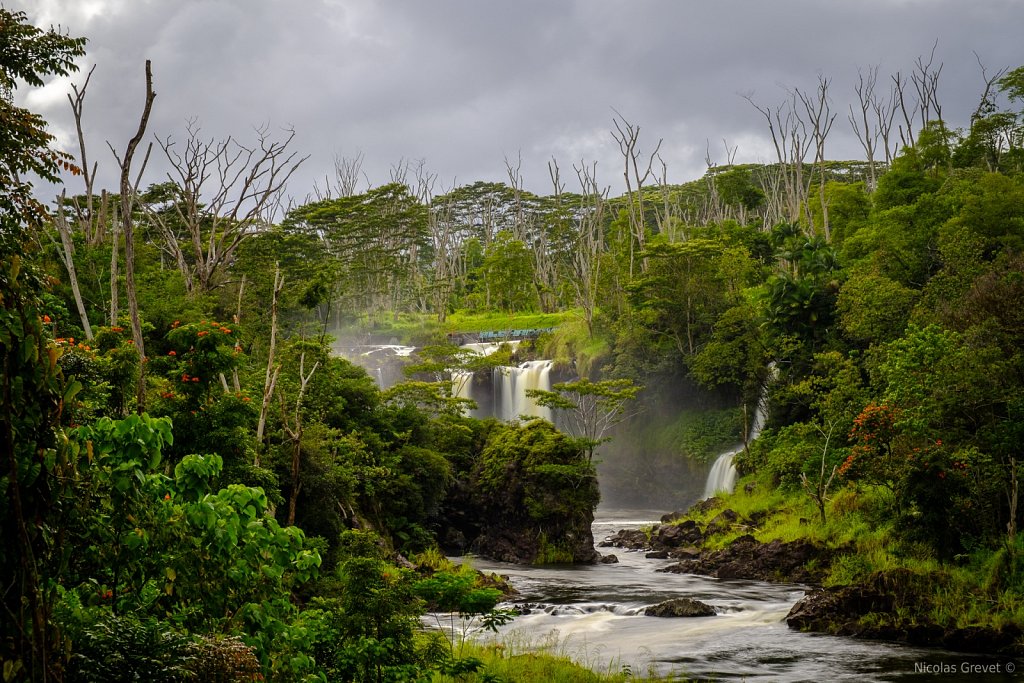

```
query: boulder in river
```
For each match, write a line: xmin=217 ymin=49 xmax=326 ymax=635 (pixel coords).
xmin=659 ymin=534 xmax=829 ymax=583
xmin=645 ymin=597 xmax=716 ymax=618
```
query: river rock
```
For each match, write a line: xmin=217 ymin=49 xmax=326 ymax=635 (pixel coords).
xmin=659 ymin=535 xmax=829 ymax=583
xmin=653 ymin=523 xmax=688 ymax=548
xmin=660 ymin=510 xmax=687 ymax=523
xmin=599 ymin=553 xmax=619 ymax=564
xmin=645 ymin=550 xmax=669 ymax=559
xmin=645 ymin=597 xmax=716 ymax=618
xmin=669 ymin=545 xmax=701 ymax=559
xmin=603 ymin=528 xmax=649 ymax=550
xmin=787 ymin=572 xmax=1024 ymax=655
xmin=706 ymin=509 xmax=739 ymax=535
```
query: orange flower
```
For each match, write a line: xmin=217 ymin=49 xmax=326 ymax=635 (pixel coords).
xmin=192 ymin=377 xmax=200 ymax=382
xmin=42 ymin=315 xmax=51 ymax=323
xmin=164 ymin=493 xmax=171 ymax=501
xmin=242 ymin=396 xmax=251 ymax=402
xmin=197 ymin=331 xmax=208 ymax=337
xmin=168 ymin=350 xmax=177 ymax=356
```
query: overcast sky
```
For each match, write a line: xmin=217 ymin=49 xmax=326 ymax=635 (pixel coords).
xmin=13 ymin=0 xmax=1024 ymax=202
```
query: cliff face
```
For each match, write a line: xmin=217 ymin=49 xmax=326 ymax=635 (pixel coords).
xmin=436 ymin=419 xmax=600 ymax=564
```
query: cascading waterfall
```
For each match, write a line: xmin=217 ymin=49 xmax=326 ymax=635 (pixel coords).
xmin=497 ymin=360 xmax=553 ymax=422
xmin=332 ymin=343 xmax=417 ymax=388
xmin=450 ymin=341 xmax=552 ymax=421
xmin=703 ymin=383 xmax=771 ymax=498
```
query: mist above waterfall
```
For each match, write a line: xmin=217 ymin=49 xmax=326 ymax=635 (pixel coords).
xmin=595 ymin=374 xmax=740 ymax=512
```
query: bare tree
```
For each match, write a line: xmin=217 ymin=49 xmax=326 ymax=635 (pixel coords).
xmin=797 ymin=74 xmax=837 ymax=240
xmin=150 ymin=120 xmax=307 ymax=294
xmin=912 ymin=41 xmax=945 ymax=129
xmin=743 ymin=91 xmax=811 ymax=228
xmin=50 ymin=194 xmax=94 ymax=339
xmin=571 ymin=160 xmax=607 ymax=337
xmin=801 ymin=419 xmax=840 ymax=525
xmin=611 ymin=111 xmax=662 ymax=276
xmin=256 ymin=264 xmax=284 ymax=464
xmin=310 ymin=151 xmax=366 ymax=201
xmin=281 ymin=351 xmax=319 ymax=527
xmin=849 ymin=66 xmax=883 ymax=190
xmin=876 ymin=80 xmax=900 ymax=165
xmin=108 ymin=60 xmax=155 ymax=413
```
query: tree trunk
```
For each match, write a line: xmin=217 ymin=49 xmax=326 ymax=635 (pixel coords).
xmin=114 ymin=60 xmax=156 ymax=413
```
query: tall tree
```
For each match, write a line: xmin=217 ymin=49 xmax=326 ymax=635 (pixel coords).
xmin=109 ymin=60 xmax=156 ymax=414
xmin=150 ymin=120 xmax=306 ymax=294
xmin=0 ymin=9 xmax=85 ymax=679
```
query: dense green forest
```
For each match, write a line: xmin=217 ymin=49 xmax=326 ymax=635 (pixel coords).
xmin=4 ymin=7 xmax=1024 ymax=681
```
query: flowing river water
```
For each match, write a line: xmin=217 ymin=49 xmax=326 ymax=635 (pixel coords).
xmin=456 ymin=509 xmax=1017 ymax=682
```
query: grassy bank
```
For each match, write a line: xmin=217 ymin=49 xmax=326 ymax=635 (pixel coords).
xmin=430 ymin=639 xmax=689 ymax=682
xmin=679 ymin=470 xmax=1024 ymax=636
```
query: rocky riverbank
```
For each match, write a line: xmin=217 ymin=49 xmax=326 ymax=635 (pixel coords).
xmin=598 ymin=499 xmax=1024 ymax=655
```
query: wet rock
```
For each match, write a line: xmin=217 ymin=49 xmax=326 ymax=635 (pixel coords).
xmin=645 ymin=597 xmax=716 ymax=618
xmin=660 ymin=510 xmax=687 ymax=523
xmin=706 ymin=509 xmax=739 ymax=535
xmin=604 ymin=528 xmax=649 ymax=550
xmin=688 ymin=497 xmax=723 ymax=515
xmin=659 ymin=535 xmax=829 ymax=583
xmin=669 ymin=545 xmax=701 ymax=559
xmin=599 ymin=554 xmax=619 ymax=564
xmin=786 ymin=573 xmax=1024 ymax=655
xmin=645 ymin=550 xmax=669 ymax=559
xmin=654 ymin=524 xmax=687 ymax=548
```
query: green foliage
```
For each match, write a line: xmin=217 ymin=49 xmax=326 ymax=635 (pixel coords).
xmin=0 ymin=8 xmax=86 ymax=222
xmin=66 ymin=612 xmax=197 ymax=683
xmin=527 ymin=377 xmax=641 ymax=462
xmin=477 ymin=420 xmax=597 ymax=524
xmin=837 ymin=271 xmax=917 ymax=345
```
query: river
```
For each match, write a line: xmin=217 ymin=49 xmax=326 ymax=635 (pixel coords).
xmin=456 ymin=509 xmax=1017 ymax=682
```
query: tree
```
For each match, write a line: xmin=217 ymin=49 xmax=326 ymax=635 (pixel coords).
xmin=527 ymin=378 xmax=641 ymax=462
xmin=476 ymin=230 xmax=535 ymax=312
xmin=0 ymin=9 xmax=85 ymax=225
xmin=109 ymin=60 xmax=156 ymax=413
xmin=150 ymin=120 xmax=306 ymax=295
xmin=1 ymin=11 xmax=85 ymax=679
xmin=611 ymin=111 xmax=662 ymax=276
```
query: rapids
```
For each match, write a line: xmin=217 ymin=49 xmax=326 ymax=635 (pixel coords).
xmin=452 ymin=509 xmax=1015 ymax=682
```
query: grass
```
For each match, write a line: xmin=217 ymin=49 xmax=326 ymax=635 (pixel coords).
xmin=333 ymin=309 xmax=582 ymax=346
xmin=444 ymin=310 xmax=579 ymax=334
xmin=430 ymin=637 xmax=692 ymax=682
xmin=674 ymin=471 xmax=1024 ymax=638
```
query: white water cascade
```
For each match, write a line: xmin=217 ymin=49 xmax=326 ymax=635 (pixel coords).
xmin=703 ymin=397 xmax=769 ymax=498
xmin=451 ymin=342 xmax=553 ymax=421
xmin=496 ymin=360 xmax=553 ymax=422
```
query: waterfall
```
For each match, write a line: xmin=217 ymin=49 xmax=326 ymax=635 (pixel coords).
xmin=332 ymin=343 xmax=416 ymax=389
xmin=496 ymin=360 xmax=553 ymax=422
xmin=703 ymin=387 xmax=770 ymax=498
xmin=450 ymin=342 xmax=551 ymax=421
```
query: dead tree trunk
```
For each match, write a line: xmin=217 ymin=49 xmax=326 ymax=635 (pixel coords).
xmin=109 ymin=60 xmax=155 ymax=413
xmin=52 ymin=194 xmax=94 ymax=339
xmin=611 ymin=111 xmax=661 ymax=276
xmin=282 ymin=352 xmax=319 ymax=527
xmin=256 ymin=265 xmax=284 ymax=464
xmin=797 ymin=75 xmax=837 ymax=240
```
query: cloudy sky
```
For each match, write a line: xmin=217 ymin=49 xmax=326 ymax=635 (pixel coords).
xmin=13 ymin=0 xmax=1024 ymax=201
